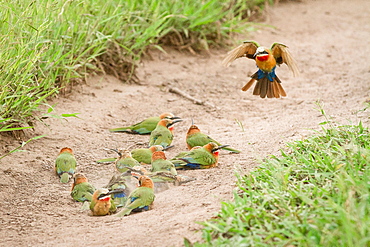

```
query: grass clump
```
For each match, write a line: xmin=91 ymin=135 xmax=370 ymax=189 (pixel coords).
xmin=0 ymin=0 xmax=269 ymax=131
xmin=197 ymin=122 xmax=370 ymax=246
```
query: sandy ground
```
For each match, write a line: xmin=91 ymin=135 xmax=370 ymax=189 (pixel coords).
xmin=1 ymin=0 xmax=370 ymax=246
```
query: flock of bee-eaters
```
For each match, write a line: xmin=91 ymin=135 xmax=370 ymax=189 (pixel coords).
xmin=54 ymin=41 xmax=299 ymax=216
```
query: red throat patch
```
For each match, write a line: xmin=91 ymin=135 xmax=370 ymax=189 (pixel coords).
xmin=168 ymin=127 xmax=174 ymax=132
xmin=256 ymin=55 xmax=269 ymax=61
xmin=99 ymin=196 xmax=111 ymax=202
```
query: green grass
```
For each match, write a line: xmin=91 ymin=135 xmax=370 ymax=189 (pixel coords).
xmin=196 ymin=121 xmax=370 ymax=246
xmin=0 ymin=0 xmax=269 ymax=132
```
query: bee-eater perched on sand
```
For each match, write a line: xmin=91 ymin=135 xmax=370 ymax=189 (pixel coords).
xmin=96 ymin=145 xmax=165 ymax=165
xmin=175 ymin=142 xmax=229 ymax=170
xmin=150 ymin=151 xmax=177 ymax=176
xmin=149 ymin=118 xmax=183 ymax=148
xmin=112 ymin=149 xmax=141 ymax=173
xmin=55 ymin=147 xmax=77 ymax=183
xmin=186 ymin=123 xmax=240 ymax=153
xmin=131 ymin=145 xmax=164 ymax=164
xmin=109 ymin=112 xmax=181 ymax=134
xmin=103 ymin=171 xmax=137 ymax=208
xmin=115 ymin=175 xmax=155 ymax=217
xmin=90 ymin=188 xmax=118 ymax=216
xmin=70 ymin=173 xmax=96 ymax=202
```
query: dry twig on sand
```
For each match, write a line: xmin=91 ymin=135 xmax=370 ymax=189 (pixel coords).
xmin=167 ymin=85 xmax=216 ymax=108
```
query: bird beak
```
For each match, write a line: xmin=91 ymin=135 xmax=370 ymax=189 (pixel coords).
xmin=169 ymin=116 xmax=181 ymax=120
xmin=212 ymin=144 xmax=229 ymax=152
xmin=106 ymin=188 xmax=126 ymax=195
xmin=109 ymin=148 xmax=121 ymax=156
xmin=163 ymin=145 xmax=174 ymax=151
xmin=168 ymin=119 xmax=183 ymax=127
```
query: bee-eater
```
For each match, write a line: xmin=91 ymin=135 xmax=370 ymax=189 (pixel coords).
xmin=150 ymin=151 xmax=177 ymax=175
xmin=115 ymin=175 xmax=155 ymax=217
xmin=222 ymin=41 xmax=299 ymax=98
xmin=70 ymin=173 xmax=96 ymax=202
xmin=186 ymin=124 xmax=240 ymax=153
xmin=170 ymin=146 xmax=202 ymax=167
xmin=149 ymin=118 xmax=183 ymax=148
xmin=109 ymin=112 xmax=181 ymax=134
xmin=112 ymin=149 xmax=141 ymax=173
xmin=90 ymin=188 xmax=117 ymax=216
xmin=131 ymin=145 xmax=164 ymax=164
xmin=96 ymin=145 xmax=165 ymax=165
xmin=175 ymin=142 xmax=229 ymax=169
xmin=103 ymin=171 xmax=137 ymax=208
xmin=55 ymin=147 xmax=77 ymax=183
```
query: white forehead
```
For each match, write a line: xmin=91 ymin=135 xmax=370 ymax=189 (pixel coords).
xmin=256 ymin=46 xmax=265 ymax=53
xmin=99 ymin=188 xmax=109 ymax=194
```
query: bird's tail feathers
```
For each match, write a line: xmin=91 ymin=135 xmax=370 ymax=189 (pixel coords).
xmin=115 ymin=207 xmax=131 ymax=217
xmin=242 ymin=71 xmax=258 ymax=91
xmin=241 ymin=78 xmax=256 ymax=91
xmin=80 ymin=201 xmax=91 ymax=211
xmin=96 ymin=157 xmax=116 ymax=163
xmin=60 ymin=173 xmax=71 ymax=183
xmin=109 ymin=127 xmax=132 ymax=133
xmin=274 ymin=80 xmax=286 ymax=97
xmin=253 ymin=76 xmax=286 ymax=98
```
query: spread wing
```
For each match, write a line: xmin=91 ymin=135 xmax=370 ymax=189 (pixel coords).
xmin=222 ymin=41 xmax=259 ymax=67
xmin=271 ymin=43 xmax=300 ymax=77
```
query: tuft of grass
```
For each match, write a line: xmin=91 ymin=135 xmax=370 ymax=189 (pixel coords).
xmin=0 ymin=0 xmax=269 ymax=131
xmin=235 ymin=119 xmax=245 ymax=132
xmin=197 ymin=122 xmax=370 ymax=246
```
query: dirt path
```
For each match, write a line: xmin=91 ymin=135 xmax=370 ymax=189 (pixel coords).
xmin=1 ymin=0 xmax=370 ymax=246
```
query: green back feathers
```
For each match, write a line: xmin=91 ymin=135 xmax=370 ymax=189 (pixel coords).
xmin=71 ymin=182 xmax=96 ymax=202
xmin=115 ymin=157 xmax=141 ymax=173
xmin=131 ymin=149 xmax=152 ymax=164
xmin=55 ymin=152 xmax=77 ymax=182
xmin=188 ymin=148 xmax=216 ymax=165
xmin=129 ymin=187 xmax=155 ymax=207
xmin=176 ymin=147 xmax=217 ymax=169
xmin=115 ymin=187 xmax=155 ymax=217
xmin=149 ymin=125 xmax=173 ymax=147
xmin=151 ymin=159 xmax=177 ymax=175
xmin=187 ymin=132 xmax=214 ymax=147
